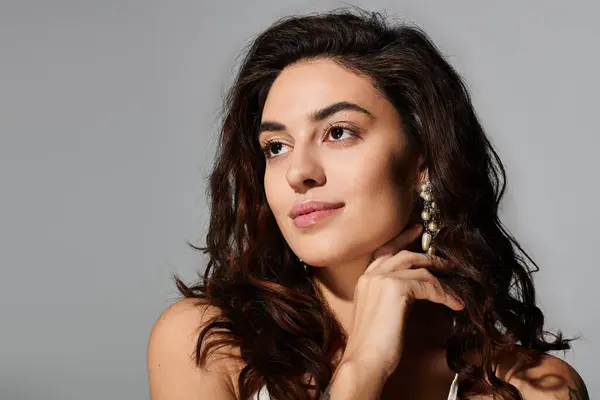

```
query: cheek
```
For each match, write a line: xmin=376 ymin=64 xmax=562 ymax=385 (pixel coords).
xmin=346 ymin=153 xmax=402 ymax=209
xmin=264 ymin=170 xmax=292 ymax=230
xmin=264 ymin=173 xmax=282 ymax=213
xmin=340 ymin=152 xmax=414 ymax=244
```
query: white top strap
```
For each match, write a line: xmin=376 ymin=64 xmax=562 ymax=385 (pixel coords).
xmin=447 ymin=372 xmax=459 ymax=400
xmin=254 ymin=372 xmax=459 ymax=400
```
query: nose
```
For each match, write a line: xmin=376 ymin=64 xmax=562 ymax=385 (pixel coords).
xmin=285 ymin=145 xmax=326 ymax=193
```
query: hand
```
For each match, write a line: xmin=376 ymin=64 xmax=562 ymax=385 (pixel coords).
xmin=340 ymin=223 xmax=464 ymax=379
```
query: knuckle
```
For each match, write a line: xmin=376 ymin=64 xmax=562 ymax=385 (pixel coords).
xmin=397 ymin=249 xmax=412 ymax=258
xmin=395 ymin=250 xmax=417 ymax=269
xmin=387 ymin=277 xmax=409 ymax=293
xmin=428 ymin=276 xmax=442 ymax=289
xmin=381 ymin=275 xmax=398 ymax=286
xmin=438 ymin=286 xmax=449 ymax=300
xmin=357 ymin=274 xmax=370 ymax=289
xmin=433 ymin=282 xmax=447 ymax=298
xmin=418 ymin=268 xmax=435 ymax=280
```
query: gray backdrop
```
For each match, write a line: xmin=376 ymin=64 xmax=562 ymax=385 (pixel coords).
xmin=1 ymin=1 xmax=597 ymax=399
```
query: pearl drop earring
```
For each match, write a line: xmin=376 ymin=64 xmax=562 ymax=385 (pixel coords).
xmin=419 ymin=181 xmax=440 ymax=256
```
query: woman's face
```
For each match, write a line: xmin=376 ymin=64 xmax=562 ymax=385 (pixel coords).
xmin=259 ymin=58 xmax=423 ymax=267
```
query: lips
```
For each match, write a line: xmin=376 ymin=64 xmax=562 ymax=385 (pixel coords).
xmin=289 ymin=201 xmax=345 ymax=219
xmin=289 ymin=201 xmax=345 ymax=228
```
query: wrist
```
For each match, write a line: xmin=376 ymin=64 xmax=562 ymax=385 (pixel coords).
xmin=329 ymin=359 xmax=389 ymax=400
xmin=338 ymin=352 xmax=396 ymax=380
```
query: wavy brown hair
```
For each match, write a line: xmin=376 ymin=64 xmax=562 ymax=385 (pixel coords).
xmin=175 ymin=7 xmax=578 ymax=400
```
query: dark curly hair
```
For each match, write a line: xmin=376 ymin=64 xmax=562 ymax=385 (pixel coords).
xmin=175 ymin=7 xmax=577 ymax=400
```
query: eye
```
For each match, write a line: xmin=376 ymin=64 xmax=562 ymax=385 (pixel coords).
xmin=325 ymin=124 xmax=357 ymax=143
xmin=260 ymin=124 xmax=358 ymax=160
xmin=261 ymin=139 xmax=290 ymax=159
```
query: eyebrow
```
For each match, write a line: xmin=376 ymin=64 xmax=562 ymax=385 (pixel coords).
xmin=257 ymin=101 xmax=375 ymax=137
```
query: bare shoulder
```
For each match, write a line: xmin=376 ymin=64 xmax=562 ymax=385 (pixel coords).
xmin=147 ymin=298 xmax=244 ymax=400
xmin=493 ymin=346 xmax=589 ymax=400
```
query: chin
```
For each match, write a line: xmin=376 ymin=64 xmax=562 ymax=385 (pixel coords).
xmin=281 ymin=215 xmax=399 ymax=267
xmin=292 ymin=239 xmax=369 ymax=268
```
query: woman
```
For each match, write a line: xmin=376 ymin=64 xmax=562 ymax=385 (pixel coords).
xmin=147 ymin=8 xmax=588 ymax=400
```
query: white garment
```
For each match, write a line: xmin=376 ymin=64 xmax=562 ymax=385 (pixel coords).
xmin=254 ymin=372 xmax=459 ymax=399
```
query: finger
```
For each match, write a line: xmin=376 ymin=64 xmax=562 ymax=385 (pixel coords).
xmin=368 ymin=250 xmax=452 ymax=275
xmin=386 ymin=268 xmax=463 ymax=304
xmin=404 ymin=277 xmax=464 ymax=311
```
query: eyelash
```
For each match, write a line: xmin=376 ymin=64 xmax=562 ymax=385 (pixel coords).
xmin=261 ymin=123 xmax=358 ymax=159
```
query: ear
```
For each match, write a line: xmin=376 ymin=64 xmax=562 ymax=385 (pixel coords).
xmin=414 ymin=153 xmax=429 ymax=188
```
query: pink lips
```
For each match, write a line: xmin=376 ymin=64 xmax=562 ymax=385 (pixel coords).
xmin=289 ymin=201 xmax=345 ymax=228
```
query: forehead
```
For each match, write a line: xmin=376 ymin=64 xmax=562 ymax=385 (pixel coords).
xmin=261 ymin=59 xmax=386 ymax=120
